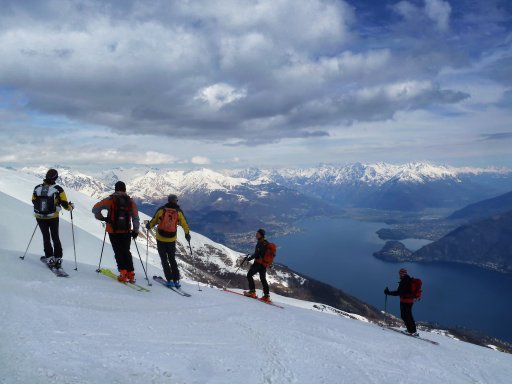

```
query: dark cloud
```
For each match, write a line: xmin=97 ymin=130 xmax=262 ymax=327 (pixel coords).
xmin=0 ymin=0 xmax=508 ymax=145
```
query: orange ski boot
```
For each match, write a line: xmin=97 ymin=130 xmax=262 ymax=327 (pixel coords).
xmin=260 ymin=294 xmax=272 ymax=303
xmin=243 ymin=290 xmax=257 ymax=298
xmin=117 ymin=269 xmax=129 ymax=282
xmin=126 ymin=271 xmax=136 ymax=284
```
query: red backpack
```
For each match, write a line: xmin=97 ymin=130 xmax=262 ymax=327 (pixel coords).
xmin=158 ymin=208 xmax=179 ymax=237
xmin=259 ymin=243 xmax=277 ymax=267
xmin=410 ymin=278 xmax=422 ymax=300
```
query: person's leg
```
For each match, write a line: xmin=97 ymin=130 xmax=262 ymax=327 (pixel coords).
xmin=108 ymin=233 xmax=123 ymax=271
xmin=37 ymin=219 xmax=53 ymax=257
xmin=166 ymin=242 xmax=180 ymax=282
xmin=122 ymin=233 xmax=134 ymax=272
xmin=246 ymin=264 xmax=258 ymax=292
xmin=258 ymin=265 xmax=270 ymax=296
xmin=400 ymin=302 xmax=416 ymax=333
xmin=157 ymin=241 xmax=173 ymax=281
xmin=48 ymin=218 xmax=63 ymax=258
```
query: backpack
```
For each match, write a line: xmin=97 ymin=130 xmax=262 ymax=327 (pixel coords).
xmin=158 ymin=208 xmax=179 ymax=238
xmin=110 ymin=195 xmax=131 ymax=231
xmin=33 ymin=185 xmax=57 ymax=215
xmin=260 ymin=242 xmax=277 ymax=267
xmin=410 ymin=278 xmax=422 ymax=300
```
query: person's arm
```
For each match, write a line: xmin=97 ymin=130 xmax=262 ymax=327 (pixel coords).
xmin=56 ymin=187 xmax=72 ymax=211
xmin=92 ymin=198 xmax=111 ymax=221
xmin=178 ymin=210 xmax=190 ymax=234
xmin=130 ymin=199 xmax=140 ymax=233
xmin=148 ymin=208 xmax=163 ymax=229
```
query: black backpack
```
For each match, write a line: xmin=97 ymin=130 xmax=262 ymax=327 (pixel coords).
xmin=110 ymin=195 xmax=131 ymax=231
xmin=33 ymin=185 xmax=57 ymax=215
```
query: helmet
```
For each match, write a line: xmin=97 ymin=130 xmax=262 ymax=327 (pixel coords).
xmin=168 ymin=194 xmax=178 ymax=203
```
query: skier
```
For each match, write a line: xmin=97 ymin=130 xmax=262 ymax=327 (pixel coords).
xmin=244 ymin=229 xmax=272 ymax=303
xmin=92 ymin=181 xmax=140 ymax=283
xmin=32 ymin=168 xmax=74 ymax=269
xmin=384 ymin=268 xmax=418 ymax=336
xmin=146 ymin=194 xmax=191 ymax=288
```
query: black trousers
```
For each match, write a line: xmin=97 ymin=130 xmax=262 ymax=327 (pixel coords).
xmin=247 ymin=263 xmax=269 ymax=295
xmin=400 ymin=302 xmax=417 ymax=333
xmin=108 ymin=233 xmax=134 ymax=272
xmin=157 ymin=241 xmax=180 ymax=282
xmin=36 ymin=218 xmax=62 ymax=258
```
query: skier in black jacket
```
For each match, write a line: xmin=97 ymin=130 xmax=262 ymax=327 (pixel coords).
xmin=243 ymin=229 xmax=271 ymax=302
xmin=385 ymin=268 xmax=418 ymax=335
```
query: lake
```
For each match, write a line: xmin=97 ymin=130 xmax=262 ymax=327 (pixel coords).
xmin=274 ymin=216 xmax=512 ymax=343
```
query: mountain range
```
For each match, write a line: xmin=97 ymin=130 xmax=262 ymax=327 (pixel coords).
xmin=19 ymin=162 xmax=512 ymax=248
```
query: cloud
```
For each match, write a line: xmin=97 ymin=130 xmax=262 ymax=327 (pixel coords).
xmin=0 ymin=0 xmax=510 ymax=168
xmin=392 ymin=0 xmax=451 ymax=31
xmin=424 ymin=0 xmax=451 ymax=31
xmin=195 ymin=83 xmax=247 ymax=110
xmin=191 ymin=156 xmax=211 ymax=165
xmin=0 ymin=0 xmax=473 ymax=145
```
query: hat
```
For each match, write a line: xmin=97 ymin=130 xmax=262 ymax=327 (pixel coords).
xmin=257 ymin=228 xmax=266 ymax=238
xmin=45 ymin=168 xmax=59 ymax=181
xmin=168 ymin=194 xmax=178 ymax=203
xmin=114 ymin=181 xmax=126 ymax=192
xmin=399 ymin=268 xmax=408 ymax=277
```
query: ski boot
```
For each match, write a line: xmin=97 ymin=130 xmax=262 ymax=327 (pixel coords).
xmin=53 ymin=258 xmax=62 ymax=269
xmin=46 ymin=257 xmax=56 ymax=268
xmin=126 ymin=271 xmax=136 ymax=284
xmin=117 ymin=269 xmax=129 ymax=282
xmin=260 ymin=294 xmax=272 ymax=303
xmin=174 ymin=280 xmax=181 ymax=288
xmin=243 ymin=290 xmax=257 ymax=298
xmin=166 ymin=280 xmax=175 ymax=288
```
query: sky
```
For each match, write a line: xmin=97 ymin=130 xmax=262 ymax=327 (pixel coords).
xmin=0 ymin=0 xmax=511 ymax=170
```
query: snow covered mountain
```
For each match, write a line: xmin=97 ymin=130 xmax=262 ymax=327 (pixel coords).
xmin=19 ymin=162 xmax=512 ymax=247
xmin=0 ymin=167 xmax=380 ymax=321
xmin=1 ymin=167 xmax=512 ymax=383
xmin=232 ymin=162 xmax=512 ymax=211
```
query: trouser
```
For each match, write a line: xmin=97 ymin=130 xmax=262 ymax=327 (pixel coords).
xmin=36 ymin=218 xmax=62 ymax=258
xmin=157 ymin=241 xmax=180 ymax=282
xmin=247 ymin=262 xmax=269 ymax=295
xmin=108 ymin=233 xmax=134 ymax=272
xmin=400 ymin=302 xmax=416 ymax=333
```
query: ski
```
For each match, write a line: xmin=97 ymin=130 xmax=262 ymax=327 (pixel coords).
xmin=40 ymin=256 xmax=69 ymax=277
xmin=222 ymin=288 xmax=284 ymax=309
xmin=383 ymin=326 xmax=439 ymax=345
xmin=99 ymin=268 xmax=150 ymax=292
xmin=152 ymin=276 xmax=191 ymax=297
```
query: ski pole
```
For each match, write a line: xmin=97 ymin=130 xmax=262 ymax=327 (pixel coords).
xmin=20 ymin=223 xmax=39 ymax=260
xmin=133 ymin=238 xmax=151 ymax=286
xmin=187 ymin=239 xmax=202 ymax=291
xmin=70 ymin=204 xmax=78 ymax=271
xmin=144 ymin=221 xmax=150 ymax=279
xmin=96 ymin=226 xmax=107 ymax=273
xmin=224 ymin=254 xmax=250 ymax=289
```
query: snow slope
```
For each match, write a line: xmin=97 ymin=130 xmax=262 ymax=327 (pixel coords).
xmin=1 ymin=167 xmax=512 ymax=383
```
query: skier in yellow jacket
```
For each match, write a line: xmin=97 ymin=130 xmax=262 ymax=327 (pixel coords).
xmin=32 ymin=168 xmax=74 ymax=269
xmin=146 ymin=194 xmax=191 ymax=288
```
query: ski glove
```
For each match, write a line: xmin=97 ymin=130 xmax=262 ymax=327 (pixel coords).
xmin=185 ymin=233 xmax=191 ymax=242
xmin=145 ymin=222 xmax=150 ymax=230
xmin=69 ymin=202 xmax=75 ymax=210
xmin=131 ymin=231 xmax=139 ymax=240
xmin=384 ymin=287 xmax=390 ymax=295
